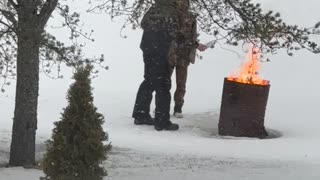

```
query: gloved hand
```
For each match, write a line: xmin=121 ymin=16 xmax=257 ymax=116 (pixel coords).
xmin=197 ymin=43 xmax=207 ymax=52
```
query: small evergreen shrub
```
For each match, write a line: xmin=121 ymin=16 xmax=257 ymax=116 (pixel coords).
xmin=42 ymin=65 xmax=111 ymax=180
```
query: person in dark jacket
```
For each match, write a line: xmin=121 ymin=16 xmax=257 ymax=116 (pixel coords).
xmin=132 ymin=0 xmax=182 ymax=131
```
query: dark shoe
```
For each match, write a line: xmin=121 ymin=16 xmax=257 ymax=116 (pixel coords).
xmin=134 ymin=115 xmax=155 ymax=125
xmin=155 ymin=121 xmax=179 ymax=131
xmin=174 ymin=105 xmax=182 ymax=113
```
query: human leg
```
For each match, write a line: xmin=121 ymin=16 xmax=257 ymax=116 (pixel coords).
xmin=145 ymin=32 xmax=178 ymax=130
xmin=173 ymin=63 xmax=188 ymax=118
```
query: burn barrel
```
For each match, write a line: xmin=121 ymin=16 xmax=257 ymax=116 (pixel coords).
xmin=218 ymin=78 xmax=270 ymax=138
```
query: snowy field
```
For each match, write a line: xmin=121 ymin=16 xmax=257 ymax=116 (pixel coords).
xmin=1 ymin=0 xmax=320 ymax=179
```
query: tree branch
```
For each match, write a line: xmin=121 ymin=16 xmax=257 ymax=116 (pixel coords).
xmin=38 ymin=0 xmax=58 ymax=28
xmin=8 ymin=0 xmax=18 ymax=9
xmin=0 ymin=9 xmax=17 ymax=28
xmin=0 ymin=19 xmax=11 ymax=29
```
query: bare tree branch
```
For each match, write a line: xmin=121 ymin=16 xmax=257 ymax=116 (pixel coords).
xmin=0 ymin=9 xmax=17 ymax=28
xmin=8 ymin=0 xmax=18 ymax=9
xmin=38 ymin=0 xmax=58 ymax=28
xmin=0 ymin=19 xmax=11 ymax=29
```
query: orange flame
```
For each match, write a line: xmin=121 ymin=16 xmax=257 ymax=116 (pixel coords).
xmin=227 ymin=46 xmax=269 ymax=86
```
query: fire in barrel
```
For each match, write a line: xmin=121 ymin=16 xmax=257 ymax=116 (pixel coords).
xmin=218 ymin=46 xmax=270 ymax=138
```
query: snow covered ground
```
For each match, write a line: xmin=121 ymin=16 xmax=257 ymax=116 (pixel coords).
xmin=1 ymin=0 xmax=320 ymax=179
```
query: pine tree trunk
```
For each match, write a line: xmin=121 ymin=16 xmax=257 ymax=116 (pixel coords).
xmin=9 ymin=20 xmax=41 ymax=167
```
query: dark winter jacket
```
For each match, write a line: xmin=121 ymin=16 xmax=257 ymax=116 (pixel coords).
xmin=140 ymin=0 xmax=183 ymax=38
xmin=141 ymin=0 xmax=198 ymax=65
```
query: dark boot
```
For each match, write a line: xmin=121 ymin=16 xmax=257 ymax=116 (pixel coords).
xmin=134 ymin=114 xmax=155 ymax=125
xmin=155 ymin=120 xmax=179 ymax=131
xmin=174 ymin=105 xmax=182 ymax=113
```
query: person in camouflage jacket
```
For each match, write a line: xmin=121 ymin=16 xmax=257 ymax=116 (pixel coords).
xmin=166 ymin=0 xmax=207 ymax=118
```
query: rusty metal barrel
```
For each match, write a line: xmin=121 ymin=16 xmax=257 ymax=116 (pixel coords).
xmin=218 ymin=78 xmax=270 ymax=138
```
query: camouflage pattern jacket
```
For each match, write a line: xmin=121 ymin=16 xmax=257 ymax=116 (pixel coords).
xmin=168 ymin=11 xmax=198 ymax=67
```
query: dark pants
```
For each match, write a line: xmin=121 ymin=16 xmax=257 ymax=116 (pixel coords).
xmin=132 ymin=31 xmax=173 ymax=126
